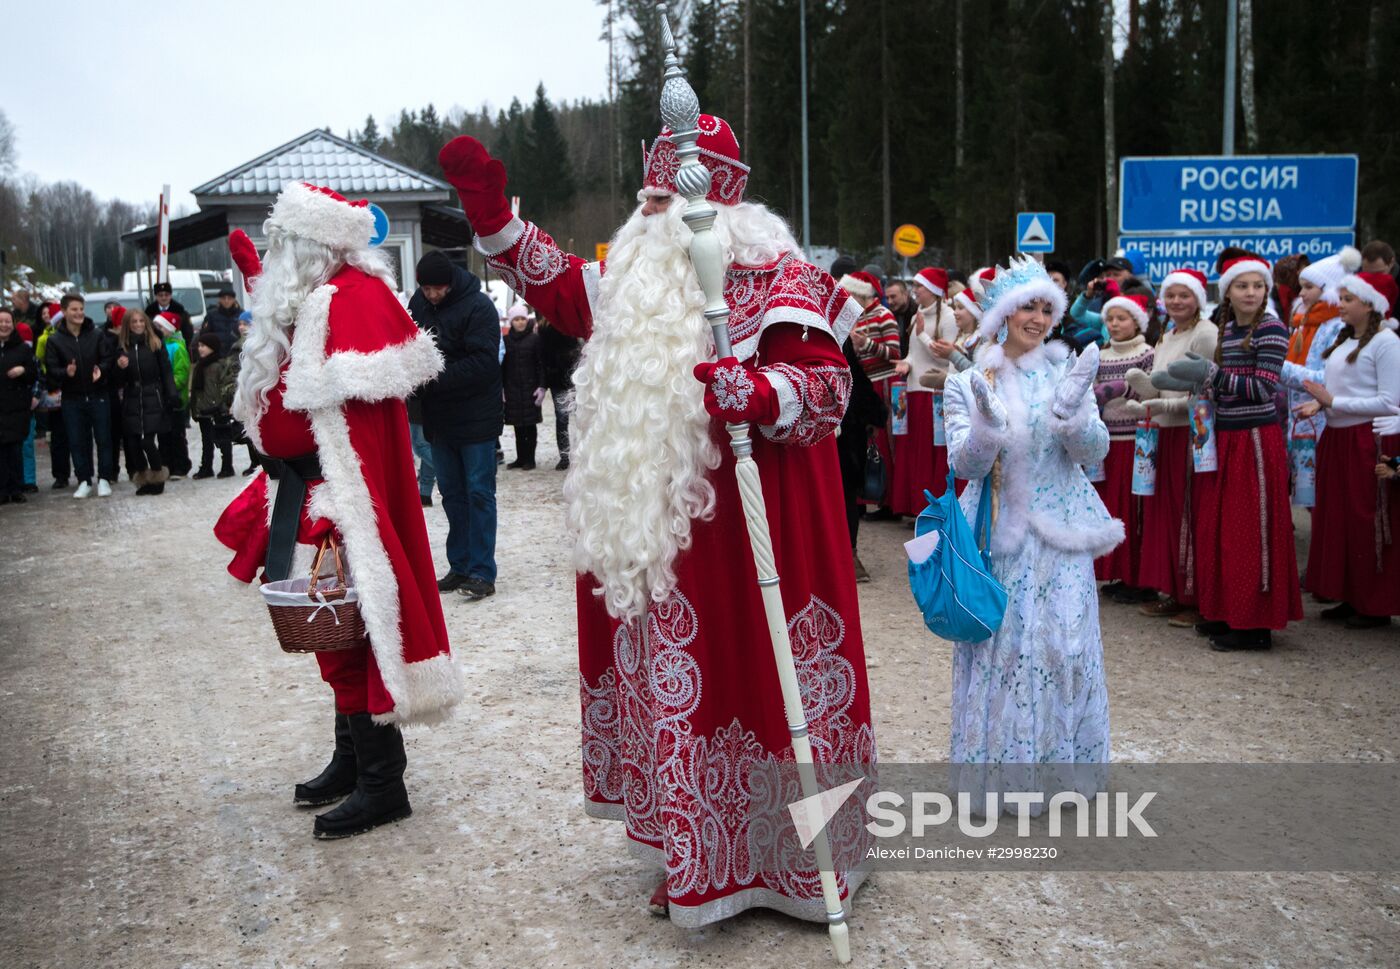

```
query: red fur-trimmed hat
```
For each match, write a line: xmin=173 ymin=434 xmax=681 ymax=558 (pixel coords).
xmin=1339 ymin=270 xmax=1399 ymax=317
xmin=1218 ymin=256 xmax=1272 ymax=294
xmin=1160 ymin=267 xmax=1209 ymax=311
xmin=840 ymin=271 xmax=884 ymax=303
xmin=641 ymin=114 xmax=750 ymax=206
xmin=1101 ymin=291 xmax=1152 ymax=332
xmin=266 ymin=182 xmax=375 ymax=251
xmin=914 ymin=267 xmax=949 ymax=298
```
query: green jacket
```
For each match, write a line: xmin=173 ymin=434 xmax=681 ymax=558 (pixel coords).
xmin=190 ymin=356 xmax=236 ymax=418
xmin=164 ymin=334 xmax=191 ymax=409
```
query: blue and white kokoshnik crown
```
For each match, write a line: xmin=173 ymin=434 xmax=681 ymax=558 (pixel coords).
xmin=976 ymin=255 xmax=1069 ymax=342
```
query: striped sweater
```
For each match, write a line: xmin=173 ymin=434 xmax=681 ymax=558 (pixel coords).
xmin=1210 ymin=314 xmax=1289 ymax=431
xmin=852 ymin=305 xmax=901 ymax=385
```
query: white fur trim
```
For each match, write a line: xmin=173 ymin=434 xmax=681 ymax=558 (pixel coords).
xmin=1101 ymin=296 xmax=1149 ymax=331
xmin=976 ymin=280 xmax=1068 ymax=343
xmin=473 ymin=217 xmax=526 ymax=257
xmin=284 ymin=287 xmax=463 ymax=728
xmin=581 ymin=261 xmax=603 ymax=314
xmin=1160 ymin=272 xmax=1208 ymax=313
xmin=281 ymin=285 xmax=444 ymax=412
xmin=267 ymin=182 xmax=375 ymax=252
xmin=761 ymin=370 xmax=801 ymax=430
xmin=1339 ymin=273 xmax=1392 ymax=316
xmin=1217 ymin=258 xmax=1271 ymax=295
xmin=838 ymin=274 xmax=876 ymax=301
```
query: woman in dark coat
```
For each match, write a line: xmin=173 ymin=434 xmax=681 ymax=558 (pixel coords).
xmin=0 ymin=309 xmax=39 ymax=503
xmin=501 ymin=304 xmax=545 ymax=470
xmin=113 ymin=309 xmax=177 ymax=496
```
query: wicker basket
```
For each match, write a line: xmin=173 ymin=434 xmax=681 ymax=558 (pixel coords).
xmin=260 ymin=537 xmax=367 ymax=653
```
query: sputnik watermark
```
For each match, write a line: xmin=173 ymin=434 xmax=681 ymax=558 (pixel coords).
xmin=787 ymin=783 xmax=1156 ymax=851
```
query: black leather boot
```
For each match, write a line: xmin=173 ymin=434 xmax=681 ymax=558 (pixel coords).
xmin=294 ymin=713 xmax=357 ymax=806
xmin=313 ymin=714 xmax=411 ymax=839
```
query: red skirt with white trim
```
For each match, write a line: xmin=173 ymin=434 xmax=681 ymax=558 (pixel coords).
xmin=1136 ymin=425 xmax=1198 ymax=604
xmin=1195 ymin=424 xmax=1303 ymax=630
xmin=1093 ymin=438 xmax=1140 ymax=583
xmin=1305 ymin=425 xmax=1400 ymax=617
xmin=891 ymin=391 xmax=944 ymax=515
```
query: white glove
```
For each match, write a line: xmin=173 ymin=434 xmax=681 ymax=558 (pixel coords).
xmin=1051 ymin=343 xmax=1100 ymax=420
xmin=969 ymin=371 xmax=1008 ymax=429
xmin=1119 ymin=399 xmax=1149 ymax=420
xmin=1125 ymin=367 xmax=1160 ymax=400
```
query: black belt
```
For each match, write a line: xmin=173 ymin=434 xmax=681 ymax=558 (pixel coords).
xmin=264 ymin=453 xmax=323 ymax=582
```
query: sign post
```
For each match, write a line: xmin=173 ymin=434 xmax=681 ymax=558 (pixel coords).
xmin=156 ymin=183 xmax=171 ymax=287
xmin=1118 ymin=155 xmax=1357 ymax=285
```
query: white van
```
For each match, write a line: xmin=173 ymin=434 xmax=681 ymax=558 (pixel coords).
xmin=122 ymin=267 xmax=209 ymax=328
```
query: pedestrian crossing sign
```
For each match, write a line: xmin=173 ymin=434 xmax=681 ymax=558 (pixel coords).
xmin=1016 ymin=212 xmax=1055 ymax=253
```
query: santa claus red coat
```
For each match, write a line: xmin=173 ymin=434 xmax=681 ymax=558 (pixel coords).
xmin=215 ymin=262 xmax=461 ymax=728
xmin=443 ymin=124 xmax=875 ymax=926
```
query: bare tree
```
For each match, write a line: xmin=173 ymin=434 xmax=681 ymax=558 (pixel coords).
xmin=1102 ymin=0 xmax=1117 ymax=249
xmin=1239 ymin=0 xmax=1258 ymax=150
xmin=954 ymin=0 xmax=965 ymax=267
xmin=879 ymin=0 xmax=891 ymax=270
xmin=0 ymin=108 xmax=16 ymax=177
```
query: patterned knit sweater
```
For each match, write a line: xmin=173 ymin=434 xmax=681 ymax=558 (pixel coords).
xmin=1209 ymin=314 xmax=1289 ymax=431
xmin=853 ymin=305 xmax=900 ymax=385
xmin=1097 ymin=335 xmax=1154 ymax=439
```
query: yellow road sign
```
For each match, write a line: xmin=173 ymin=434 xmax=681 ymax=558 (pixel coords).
xmin=893 ymin=224 xmax=925 ymax=258
xmin=595 ymin=243 xmax=610 ymax=262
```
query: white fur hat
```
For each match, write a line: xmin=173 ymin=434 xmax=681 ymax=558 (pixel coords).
xmin=266 ymin=182 xmax=375 ymax=252
xmin=1299 ymin=246 xmax=1363 ymax=304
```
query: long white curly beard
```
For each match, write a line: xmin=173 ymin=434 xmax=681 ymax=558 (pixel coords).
xmin=564 ymin=201 xmax=722 ymax=622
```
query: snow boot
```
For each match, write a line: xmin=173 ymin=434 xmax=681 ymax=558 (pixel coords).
xmin=294 ymin=713 xmax=357 ymax=807
xmin=313 ymin=714 xmax=411 ymax=839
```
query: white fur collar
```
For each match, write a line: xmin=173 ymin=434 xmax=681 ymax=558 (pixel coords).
xmin=973 ymin=339 xmax=1070 ymax=374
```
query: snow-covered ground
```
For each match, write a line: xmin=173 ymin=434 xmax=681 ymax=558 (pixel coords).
xmin=2 ymin=422 xmax=1397 ymax=968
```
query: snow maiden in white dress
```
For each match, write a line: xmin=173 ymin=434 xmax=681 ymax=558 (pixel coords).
xmin=942 ymin=257 xmax=1124 ymax=805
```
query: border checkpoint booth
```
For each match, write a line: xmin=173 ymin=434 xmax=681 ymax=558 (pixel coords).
xmin=121 ymin=129 xmax=472 ymax=298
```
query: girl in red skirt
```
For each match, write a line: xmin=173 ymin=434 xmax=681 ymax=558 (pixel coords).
xmin=1294 ymin=270 xmax=1400 ymax=628
xmin=892 ymin=267 xmax=958 ymax=512
xmin=1092 ymin=284 xmax=1155 ymax=600
xmin=841 ymin=271 xmax=901 ymax=514
xmin=1122 ymin=268 xmax=1219 ymax=624
xmin=1154 ymin=256 xmax=1303 ymax=650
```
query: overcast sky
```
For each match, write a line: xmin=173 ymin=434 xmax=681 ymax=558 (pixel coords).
xmin=6 ymin=0 xmax=611 ymax=211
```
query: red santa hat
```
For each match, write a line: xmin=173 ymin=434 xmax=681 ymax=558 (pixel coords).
xmin=266 ymin=182 xmax=375 ymax=251
xmin=1217 ymin=255 xmax=1272 ymax=294
xmin=46 ymin=303 xmax=62 ymax=324
xmin=641 ymin=114 xmax=750 ymax=206
xmin=914 ymin=267 xmax=949 ymax=298
xmin=839 ymin=271 xmax=884 ymax=304
xmin=1338 ymin=270 xmax=1399 ymax=318
xmin=952 ymin=288 xmax=983 ymax=320
xmin=1159 ymin=267 xmax=1209 ymax=311
xmin=1101 ymin=289 xmax=1152 ymax=332
xmin=109 ymin=305 xmax=128 ymax=329
xmin=153 ymin=311 xmax=180 ymax=335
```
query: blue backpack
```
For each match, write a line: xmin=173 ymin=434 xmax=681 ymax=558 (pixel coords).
xmin=907 ymin=469 xmax=1008 ymax=643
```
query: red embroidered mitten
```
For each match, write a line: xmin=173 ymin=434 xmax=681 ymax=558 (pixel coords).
xmin=437 ymin=136 xmax=513 ymax=237
xmin=693 ymin=357 xmax=778 ymax=424
xmin=229 ymin=229 xmax=262 ymax=282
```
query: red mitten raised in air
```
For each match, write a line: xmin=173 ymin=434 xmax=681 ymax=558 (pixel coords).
xmin=693 ymin=357 xmax=779 ymax=425
xmin=438 ymin=136 xmax=513 ymax=237
xmin=229 ymin=229 xmax=262 ymax=283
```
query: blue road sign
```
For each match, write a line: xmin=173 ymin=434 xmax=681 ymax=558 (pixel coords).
xmin=1116 ymin=231 xmax=1356 ymax=286
xmin=368 ymin=203 xmax=390 ymax=247
xmin=1016 ymin=212 xmax=1055 ymax=253
xmin=1119 ymin=155 xmax=1357 ymax=234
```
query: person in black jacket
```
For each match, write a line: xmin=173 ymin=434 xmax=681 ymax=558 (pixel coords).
xmin=408 ymin=250 xmax=503 ymax=599
xmin=0 ymin=310 xmax=39 ymax=503
xmin=112 ymin=308 xmax=177 ymax=495
xmin=145 ymin=281 xmax=194 ymax=345
xmin=45 ymin=294 xmax=117 ymax=497
xmin=501 ymin=304 xmax=545 ymax=470
xmin=537 ymin=315 xmax=582 ymax=470
xmin=199 ymin=288 xmax=242 ymax=356
xmin=838 ymin=334 xmax=888 ymax=582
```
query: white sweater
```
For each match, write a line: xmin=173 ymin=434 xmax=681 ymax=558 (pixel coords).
xmin=902 ymin=303 xmax=958 ymax=392
xmin=1322 ymin=328 xmax=1400 ymax=429
xmin=1138 ymin=319 xmax=1219 ymax=428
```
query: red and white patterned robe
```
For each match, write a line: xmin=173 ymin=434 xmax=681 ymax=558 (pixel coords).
xmin=477 ymin=216 xmax=876 ymax=926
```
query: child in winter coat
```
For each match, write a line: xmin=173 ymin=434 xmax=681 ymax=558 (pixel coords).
xmin=190 ymin=333 xmax=237 ymax=478
xmin=153 ymin=311 xmax=192 ymax=478
xmin=501 ymin=305 xmax=545 ymax=470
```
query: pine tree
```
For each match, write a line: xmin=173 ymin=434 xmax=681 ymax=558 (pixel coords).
xmin=527 ymin=84 xmax=577 ymax=223
xmin=358 ymin=114 xmax=382 ymax=153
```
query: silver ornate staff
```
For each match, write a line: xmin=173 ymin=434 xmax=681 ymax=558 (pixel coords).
xmin=656 ymin=5 xmax=852 ymax=963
